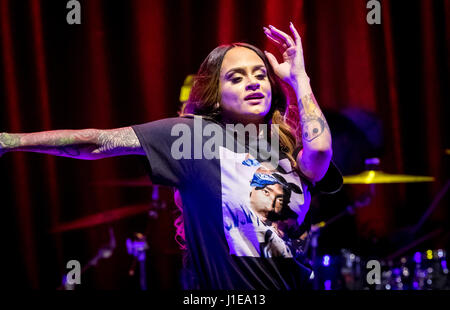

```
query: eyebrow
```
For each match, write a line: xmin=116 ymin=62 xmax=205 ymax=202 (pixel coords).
xmin=265 ymin=185 xmax=282 ymax=193
xmin=225 ymin=65 xmax=266 ymax=78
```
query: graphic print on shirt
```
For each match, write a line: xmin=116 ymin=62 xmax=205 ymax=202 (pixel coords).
xmin=220 ymin=146 xmax=311 ymax=258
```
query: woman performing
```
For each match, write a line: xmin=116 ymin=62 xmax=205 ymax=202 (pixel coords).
xmin=0 ymin=23 xmax=342 ymax=289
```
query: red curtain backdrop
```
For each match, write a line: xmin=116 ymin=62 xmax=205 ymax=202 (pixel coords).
xmin=0 ymin=0 xmax=448 ymax=289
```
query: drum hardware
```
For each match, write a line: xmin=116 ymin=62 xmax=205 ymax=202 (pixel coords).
xmin=52 ymin=184 xmax=166 ymax=290
xmin=385 ymin=228 xmax=444 ymax=263
xmin=126 ymin=185 xmax=161 ymax=291
xmin=309 ymin=158 xmax=441 ymax=290
xmin=409 ymin=180 xmax=449 ymax=235
xmin=340 ymin=249 xmax=362 ymax=290
xmin=343 ymin=158 xmax=435 ymax=184
xmin=305 ymin=192 xmax=372 ymax=290
xmin=59 ymin=226 xmax=116 ymax=290
xmin=127 ymin=232 xmax=149 ymax=290
xmin=50 ymin=203 xmax=155 ymax=233
xmin=381 ymin=248 xmax=448 ymax=290
xmin=380 ymin=177 xmax=449 ymax=290
xmin=343 ymin=170 xmax=435 ymax=184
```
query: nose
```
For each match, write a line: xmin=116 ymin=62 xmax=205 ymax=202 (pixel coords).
xmin=246 ymin=80 xmax=260 ymax=91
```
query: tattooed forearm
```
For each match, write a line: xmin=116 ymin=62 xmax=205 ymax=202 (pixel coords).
xmin=0 ymin=133 xmax=20 ymax=157
xmin=0 ymin=129 xmax=100 ymax=159
xmin=0 ymin=133 xmax=21 ymax=148
xmin=295 ymin=81 xmax=333 ymax=182
xmin=298 ymin=93 xmax=330 ymax=143
xmin=93 ymin=127 xmax=142 ymax=156
xmin=0 ymin=127 xmax=143 ymax=159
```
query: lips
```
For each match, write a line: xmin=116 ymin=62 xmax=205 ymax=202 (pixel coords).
xmin=244 ymin=92 xmax=265 ymax=100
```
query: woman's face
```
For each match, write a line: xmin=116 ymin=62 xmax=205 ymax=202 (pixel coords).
xmin=219 ymin=47 xmax=272 ymax=125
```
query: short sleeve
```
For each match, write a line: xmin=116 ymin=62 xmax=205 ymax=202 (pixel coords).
xmin=293 ymin=146 xmax=343 ymax=195
xmin=132 ymin=117 xmax=194 ymax=187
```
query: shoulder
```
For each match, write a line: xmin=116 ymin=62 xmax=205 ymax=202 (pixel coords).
xmin=132 ymin=115 xmax=218 ymax=132
xmin=132 ymin=116 xmax=193 ymax=129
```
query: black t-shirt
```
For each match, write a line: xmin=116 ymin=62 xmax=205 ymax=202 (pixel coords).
xmin=132 ymin=115 xmax=342 ymax=289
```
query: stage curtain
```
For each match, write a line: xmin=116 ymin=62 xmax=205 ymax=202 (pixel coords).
xmin=0 ymin=0 xmax=448 ymax=288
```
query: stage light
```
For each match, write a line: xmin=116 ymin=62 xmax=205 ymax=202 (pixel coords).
xmin=323 ymin=255 xmax=330 ymax=266
xmin=414 ymin=252 xmax=421 ymax=264
xmin=441 ymin=260 xmax=448 ymax=273
xmin=179 ymin=74 xmax=195 ymax=103
xmin=402 ymin=267 xmax=409 ymax=277
xmin=324 ymin=280 xmax=332 ymax=290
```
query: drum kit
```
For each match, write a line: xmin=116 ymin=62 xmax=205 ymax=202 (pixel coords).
xmin=52 ymin=157 xmax=448 ymax=290
xmin=303 ymin=157 xmax=449 ymax=290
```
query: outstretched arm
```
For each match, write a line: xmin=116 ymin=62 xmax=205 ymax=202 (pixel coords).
xmin=0 ymin=127 xmax=144 ymax=160
xmin=264 ymin=23 xmax=332 ymax=182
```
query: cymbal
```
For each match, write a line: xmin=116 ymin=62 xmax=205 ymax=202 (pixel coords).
xmin=343 ymin=170 xmax=435 ymax=184
xmin=51 ymin=204 xmax=153 ymax=233
xmin=92 ymin=177 xmax=153 ymax=187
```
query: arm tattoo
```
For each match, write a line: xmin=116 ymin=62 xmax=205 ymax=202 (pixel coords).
xmin=0 ymin=133 xmax=21 ymax=149
xmin=0 ymin=127 xmax=143 ymax=159
xmin=94 ymin=127 xmax=142 ymax=156
xmin=22 ymin=129 xmax=99 ymax=158
xmin=298 ymin=93 xmax=330 ymax=142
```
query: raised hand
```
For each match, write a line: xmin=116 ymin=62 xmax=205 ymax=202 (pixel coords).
xmin=263 ymin=22 xmax=308 ymax=91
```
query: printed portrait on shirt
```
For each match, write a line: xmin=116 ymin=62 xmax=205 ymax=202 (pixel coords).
xmin=219 ymin=146 xmax=311 ymax=258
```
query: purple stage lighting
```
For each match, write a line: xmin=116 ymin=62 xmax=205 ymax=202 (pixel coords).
xmin=323 ymin=255 xmax=330 ymax=266
xmin=414 ymin=252 xmax=422 ymax=264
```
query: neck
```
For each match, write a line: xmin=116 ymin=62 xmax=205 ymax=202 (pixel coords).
xmin=220 ymin=112 xmax=271 ymax=128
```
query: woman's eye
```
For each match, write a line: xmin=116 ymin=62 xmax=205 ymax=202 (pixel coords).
xmin=231 ymin=77 xmax=242 ymax=84
xmin=256 ymin=74 xmax=267 ymax=80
